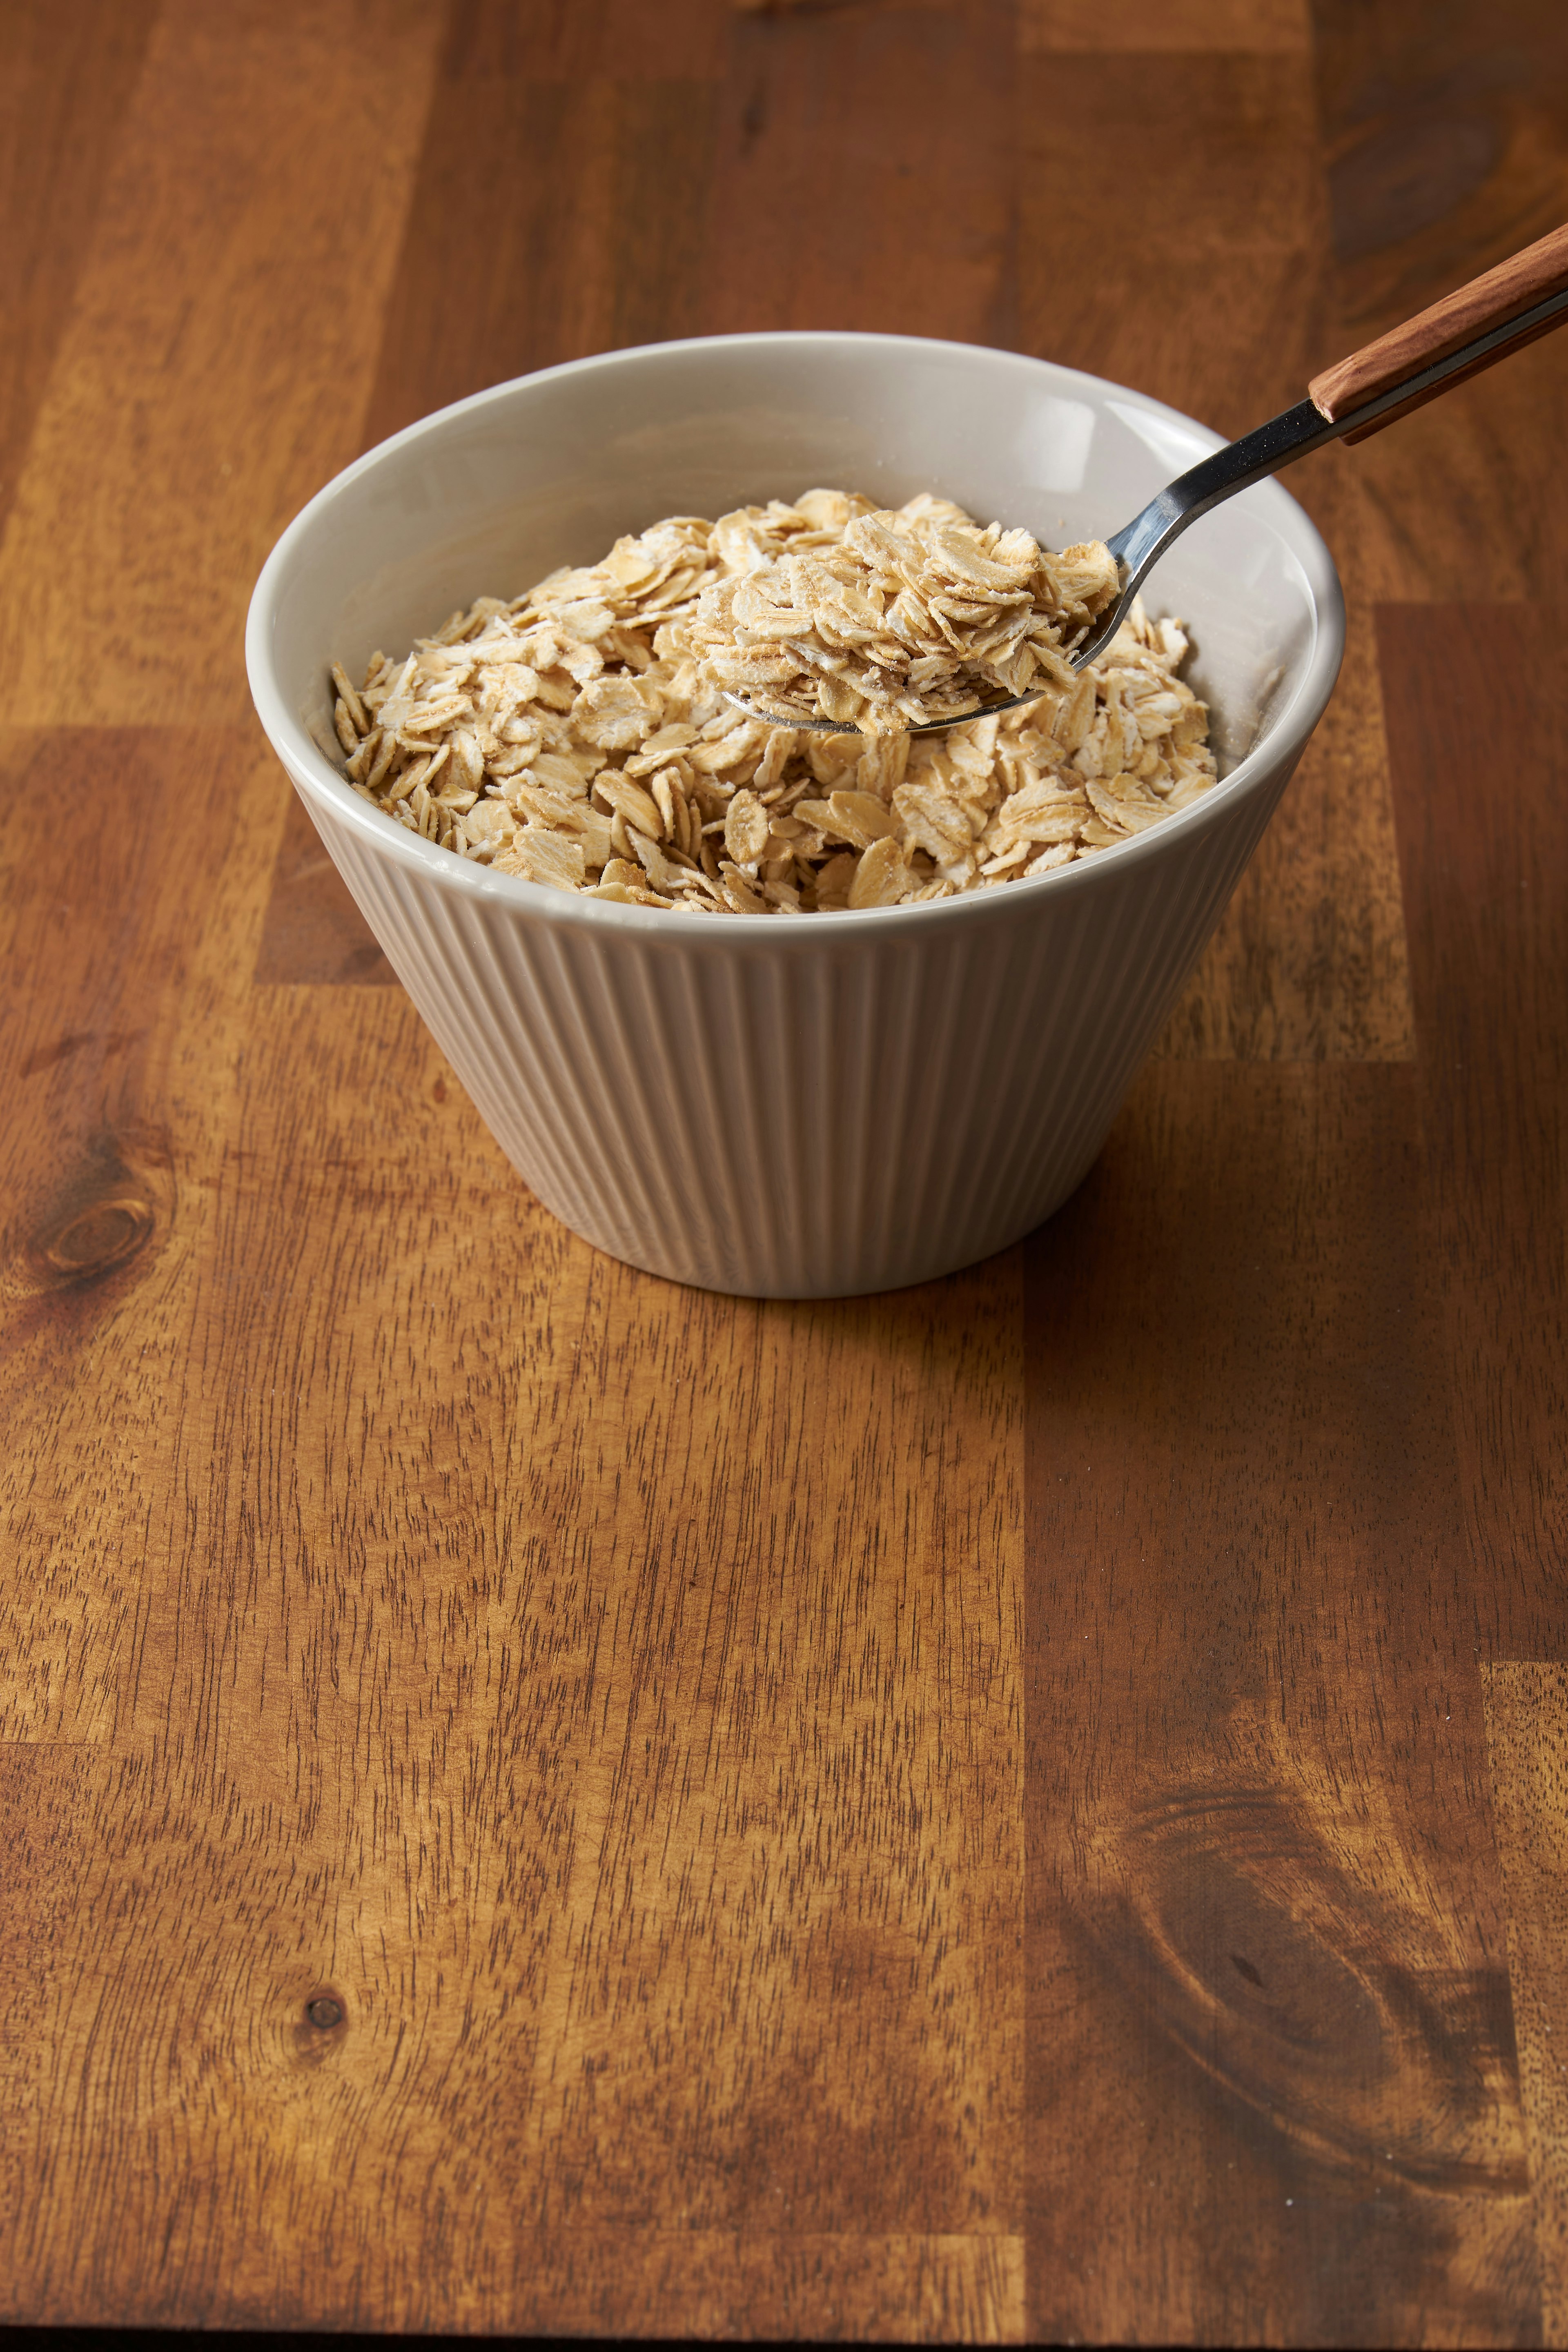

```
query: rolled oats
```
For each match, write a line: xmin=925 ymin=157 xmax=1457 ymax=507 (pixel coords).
xmin=688 ymin=491 xmax=1122 ymax=735
xmin=330 ymin=488 xmax=1216 ymax=916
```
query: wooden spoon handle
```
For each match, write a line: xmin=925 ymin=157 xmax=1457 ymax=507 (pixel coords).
xmin=1309 ymin=221 xmax=1568 ymax=444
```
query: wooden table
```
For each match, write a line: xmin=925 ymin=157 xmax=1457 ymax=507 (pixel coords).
xmin=3 ymin=0 xmax=1566 ymax=2341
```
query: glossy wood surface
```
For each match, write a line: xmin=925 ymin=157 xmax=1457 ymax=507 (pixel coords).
xmin=1 ymin=0 xmax=1566 ymax=2341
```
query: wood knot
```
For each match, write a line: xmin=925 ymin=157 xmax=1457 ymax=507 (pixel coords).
xmin=1081 ymin=1783 xmax=1530 ymax=2194
xmin=4 ymin=1127 xmax=172 ymax=1306
xmin=291 ymin=1986 xmax=350 ymax=2064
xmin=39 ymin=1194 xmax=155 ymax=1283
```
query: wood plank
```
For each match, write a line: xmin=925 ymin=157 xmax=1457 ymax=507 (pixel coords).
xmin=1377 ymin=603 xmax=1568 ymax=1663
xmin=1017 ymin=48 xmax=1414 ymax=1063
xmin=1483 ymin=1663 xmax=1568 ymax=2349
xmin=1308 ymin=0 xmax=1568 ymax=604
xmin=0 ymin=0 xmax=158 ymax=543
xmin=0 ymin=0 xmax=447 ymax=728
xmin=360 ymin=77 xmax=718 ymax=450
xmin=1313 ymin=0 xmax=1568 ymax=336
xmin=1024 ymin=1063 xmax=1537 ymax=2346
xmin=368 ymin=0 xmax=1023 ymax=445
xmin=29 ymin=11 xmax=1036 ymax=2332
xmin=6 ymin=2215 xmax=1022 ymax=2340
xmin=703 ymin=4 xmax=1017 ymax=343
xmin=0 ymin=1744 xmax=92 ymax=2277
xmin=1017 ymin=52 xmax=1324 ymax=437
xmin=1154 ymin=620 xmax=1414 ymax=1060
xmin=1302 ymin=342 xmax=1568 ymax=609
xmin=0 ymin=727 xmax=287 ymax=1746
xmin=1021 ymin=0 xmax=1310 ymax=50
xmin=365 ymin=3 xmax=1019 ymax=504
xmin=4 ymin=980 xmax=1024 ymax=2330
xmin=443 ymin=0 xmax=731 ymax=81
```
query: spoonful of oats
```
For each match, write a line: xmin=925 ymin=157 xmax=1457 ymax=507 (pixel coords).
xmin=690 ymin=495 xmax=1119 ymax=739
xmin=705 ymin=221 xmax=1568 ymax=738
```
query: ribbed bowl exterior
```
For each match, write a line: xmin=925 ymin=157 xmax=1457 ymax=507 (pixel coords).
xmin=303 ymin=757 xmax=1293 ymax=1297
xmin=247 ymin=333 xmax=1345 ymax=1298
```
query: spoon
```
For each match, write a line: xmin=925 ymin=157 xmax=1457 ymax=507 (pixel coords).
xmin=722 ymin=221 xmax=1568 ymax=738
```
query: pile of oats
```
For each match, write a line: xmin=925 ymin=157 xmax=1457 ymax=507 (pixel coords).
xmin=330 ymin=488 xmax=1215 ymax=915
xmin=689 ymin=490 xmax=1121 ymax=733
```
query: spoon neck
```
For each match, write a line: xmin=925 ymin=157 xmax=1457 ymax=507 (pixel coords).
xmin=1111 ymin=398 xmax=1330 ymax=577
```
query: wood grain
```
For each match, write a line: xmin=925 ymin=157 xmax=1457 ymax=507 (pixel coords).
xmin=0 ymin=0 xmax=158 ymax=542
xmin=0 ymin=1744 xmax=92 ymax=2257
xmin=1484 ymin=1664 xmax=1568 ymax=2347
xmin=0 ymin=728 xmax=288 ymax=1745
xmin=704 ymin=2 xmax=1018 ymax=344
xmin=443 ymin=0 xmax=731 ymax=81
xmin=1309 ymin=0 xmax=1568 ymax=603
xmin=147 ymin=21 xmax=1027 ymax=2328
xmin=1025 ymin=1064 xmax=1536 ymax=2346
xmin=1015 ymin=47 xmax=1415 ymax=1062
xmin=362 ymin=74 xmax=722 ymax=450
xmin=1312 ymin=0 xmax=1568 ymax=334
xmin=6 ymin=974 xmax=1024 ymax=2327
xmin=1296 ymin=369 xmax=1566 ymax=609
xmin=1021 ymin=0 xmax=1311 ymax=49
xmin=367 ymin=0 xmax=1018 ymax=448
xmin=1154 ymin=621 xmax=1415 ymax=1060
xmin=5 ymin=0 xmax=1568 ymax=2338
xmin=1017 ymin=52 xmax=1325 ymax=432
xmin=0 ymin=0 xmax=446 ymax=727
xmin=1377 ymin=604 xmax=1568 ymax=1665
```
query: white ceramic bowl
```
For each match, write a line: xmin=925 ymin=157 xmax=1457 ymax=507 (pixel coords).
xmin=246 ymin=333 xmax=1343 ymax=1298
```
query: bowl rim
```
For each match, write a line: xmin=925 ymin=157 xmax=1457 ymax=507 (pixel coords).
xmin=245 ymin=328 xmax=1346 ymax=947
